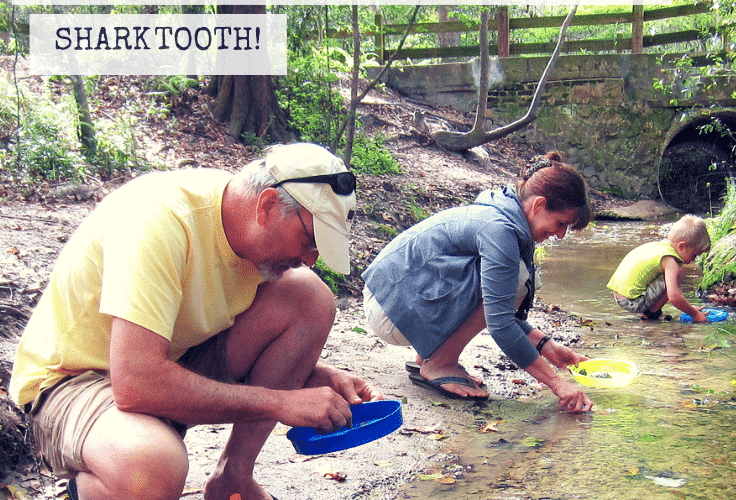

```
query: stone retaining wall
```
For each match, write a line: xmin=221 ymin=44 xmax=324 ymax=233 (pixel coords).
xmin=375 ymin=53 xmax=736 ymax=200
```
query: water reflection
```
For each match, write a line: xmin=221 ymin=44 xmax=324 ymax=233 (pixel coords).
xmin=535 ymin=220 xmax=704 ymax=322
xmin=397 ymin=221 xmax=736 ymax=500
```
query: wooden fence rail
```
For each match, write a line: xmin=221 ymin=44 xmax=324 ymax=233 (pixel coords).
xmin=3 ymin=5 xmax=732 ymax=65
xmin=321 ymin=3 xmax=731 ymax=63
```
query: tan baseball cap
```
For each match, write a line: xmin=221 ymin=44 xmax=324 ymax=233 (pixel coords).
xmin=266 ymin=143 xmax=357 ymax=275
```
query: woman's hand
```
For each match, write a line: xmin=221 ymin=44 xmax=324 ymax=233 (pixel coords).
xmin=524 ymin=341 xmax=593 ymax=414
xmin=549 ymin=378 xmax=594 ymax=413
xmin=540 ymin=339 xmax=588 ymax=371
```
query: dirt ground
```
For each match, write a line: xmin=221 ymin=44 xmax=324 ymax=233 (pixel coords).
xmin=1 ymin=61 xmax=631 ymax=499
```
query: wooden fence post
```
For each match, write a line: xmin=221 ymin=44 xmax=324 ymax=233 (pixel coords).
xmin=632 ymin=5 xmax=644 ymax=54
xmin=497 ymin=6 xmax=510 ymax=57
xmin=375 ymin=13 xmax=385 ymax=64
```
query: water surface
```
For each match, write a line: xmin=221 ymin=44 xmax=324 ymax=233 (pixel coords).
xmin=398 ymin=221 xmax=736 ymax=500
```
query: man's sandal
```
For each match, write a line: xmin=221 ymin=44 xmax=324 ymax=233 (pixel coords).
xmin=64 ymin=478 xmax=79 ymax=500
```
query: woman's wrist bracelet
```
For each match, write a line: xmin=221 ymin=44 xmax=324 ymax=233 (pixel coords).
xmin=536 ymin=335 xmax=551 ymax=354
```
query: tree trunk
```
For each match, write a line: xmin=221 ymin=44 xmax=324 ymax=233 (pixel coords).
xmin=438 ymin=6 xmax=461 ymax=48
xmin=69 ymin=75 xmax=96 ymax=157
xmin=333 ymin=6 xmax=420 ymax=153
xmin=205 ymin=5 xmax=294 ymax=145
xmin=342 ymin=5 xmax=360 ymax=165
xmin=433 ymin=5 xmax=578 ymax=152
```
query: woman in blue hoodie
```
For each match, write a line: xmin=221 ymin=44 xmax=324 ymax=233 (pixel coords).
xmin=362 ymin=152 xmax=594 ymax=412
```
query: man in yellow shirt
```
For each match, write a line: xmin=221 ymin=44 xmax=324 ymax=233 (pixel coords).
xmin=10 ymin=143 xmax=382 ymax=500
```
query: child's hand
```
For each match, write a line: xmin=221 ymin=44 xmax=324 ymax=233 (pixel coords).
xmin=692 ymin=308 xmax=709 ymax=323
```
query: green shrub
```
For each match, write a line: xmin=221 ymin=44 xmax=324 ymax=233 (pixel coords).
xmin=408 ymin=198 xmax=429 ymax=222
xmin=699 ymin=180 xmax=736 ymax=289
xmin=1 ymin=76 xmax=149 ymax=186
xmin=14 ymin=96 xmax=87 ymax=181
xmin=313 ymin=257 xmax=346 ymax=294
xmin=277 ymin=45 xmax=346 ymax=146
xmin=707 ymin=179 xmax=736 ymax=243
xmin=348 ymin=133 xmax=401 ymax=176
xmin=148 ymin=75 xmax=200 ymax=96
xmin=377 ymin=224 xmax=398 ymax=238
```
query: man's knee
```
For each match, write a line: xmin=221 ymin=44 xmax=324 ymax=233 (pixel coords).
xmin=265 ymin=266 xmax=336 ymax=321
xmin=83 ymin=410 xmax=188 ymax=499
xmin=120 ymin=442 xmax=188 ymax=500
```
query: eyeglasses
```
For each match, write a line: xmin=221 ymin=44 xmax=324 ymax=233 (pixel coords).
xmin=272 ymin=172 xmax=356 ymax=196
xmin=295 ymin=209 xmax=317 ymax=251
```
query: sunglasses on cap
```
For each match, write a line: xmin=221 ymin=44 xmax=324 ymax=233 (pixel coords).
xmin=272 ymin=172 xmax=356 ymax=196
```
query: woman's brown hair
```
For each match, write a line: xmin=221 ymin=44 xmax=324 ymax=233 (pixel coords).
xmin=516 ymin=152 xmax=594 ymax=230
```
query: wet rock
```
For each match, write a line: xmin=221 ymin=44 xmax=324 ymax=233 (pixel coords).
xmin=596 ymin=199 xmax=678 ymax=221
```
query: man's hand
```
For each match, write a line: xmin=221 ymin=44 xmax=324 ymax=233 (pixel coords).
xmin=306 ymin=361 xmax=383 ymax=404
xmin=329 ymin=369 xmax=383 ymax=405
xmin=275 ymin=386 xmax=355 ymax=433
xmin=290 ymin=361 xmax=383 ymax=432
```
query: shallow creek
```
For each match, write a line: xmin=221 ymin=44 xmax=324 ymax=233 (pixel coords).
xmin=397 ymin=221 xmax=736 ymax=500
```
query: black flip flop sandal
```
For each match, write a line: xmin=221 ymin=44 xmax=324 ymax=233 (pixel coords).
xmin=66 ymin=478 xmax=79 ymax=500
xmin=408 ymin=372 xmax=488 ymax=401
xmin=405 ymin=361 xmax=486 ymax=387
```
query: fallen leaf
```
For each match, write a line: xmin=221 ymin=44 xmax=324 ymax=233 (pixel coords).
xmin=1 ymin=482 xmax=26 ymax=499
xmin=479 ymin=420 xmax=502 ymax=433
xmin=316 ymin=464 xmax=347 ymax=482
xmin=419 ymin=472 xmax=444 ymax=480
xmin=430 ymin=400 xmax=450 ymax=407
xmin=373 ymin=460 xmax=393 ymax=467
xmin=520 ymin=436 xmax=543 ymax=448
xmin=402 ymin=423 xmax=444 ymax=434
xmin=431 ymin=433 xmax=448 ymax=441
xmin=425 ymin=422 xmax=444 ymax=433
xmin=435 ymin=477 xmax=456 ymax=485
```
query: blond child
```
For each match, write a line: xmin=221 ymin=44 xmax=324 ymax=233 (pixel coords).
xmin=607 ymin=215 xmax=711 ymax=322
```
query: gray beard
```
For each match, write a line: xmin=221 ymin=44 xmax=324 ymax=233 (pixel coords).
xmin=257 ymin=259 xmax=303 ymax=281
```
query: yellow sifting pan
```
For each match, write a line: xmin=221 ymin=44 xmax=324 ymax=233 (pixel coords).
xmin=568 ymin=359 xmax=641 ymax=388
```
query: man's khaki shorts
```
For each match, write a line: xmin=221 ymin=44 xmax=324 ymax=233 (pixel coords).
xmin=28 ymin=330 xmax=236 ymax=478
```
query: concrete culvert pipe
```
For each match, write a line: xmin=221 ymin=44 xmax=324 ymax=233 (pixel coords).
xmin=658 ymin=141 xmax=734 ymax=214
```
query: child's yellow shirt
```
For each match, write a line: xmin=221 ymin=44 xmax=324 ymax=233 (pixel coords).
xmin=607 ymin=240 xmax=682 ymax=300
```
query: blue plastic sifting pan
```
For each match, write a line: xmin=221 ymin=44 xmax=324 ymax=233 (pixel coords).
xmin=287 ymin=400 xmax=403 ymax=455
xmin=680 ymin=308 xmax=729 ymax=323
